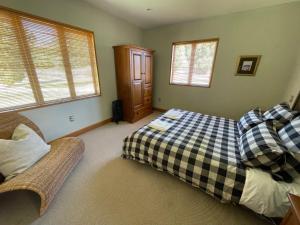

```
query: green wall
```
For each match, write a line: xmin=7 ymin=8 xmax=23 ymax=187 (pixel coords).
xmin=0 ymin=0 xmax=299 ymax=140
xmin=0 ymin=0 xmax=143 ymax=141
xmin=143 ymin=2 xmax=300 ymax=119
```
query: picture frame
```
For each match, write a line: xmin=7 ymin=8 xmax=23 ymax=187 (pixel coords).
xmin=236 ymin=55 xmax=261 ymax=76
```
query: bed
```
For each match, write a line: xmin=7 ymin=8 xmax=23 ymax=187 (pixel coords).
xmin=122 ymin=109 xmax=300 ymax=217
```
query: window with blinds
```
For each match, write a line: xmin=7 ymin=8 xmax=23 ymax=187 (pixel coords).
xmin=0 ymin=7 xmax=100 ymax=112
xmin=170 ymin=39 xmax=219 ymax=87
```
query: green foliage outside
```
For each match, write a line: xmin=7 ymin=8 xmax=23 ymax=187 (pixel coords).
xmin=174 ymin=42 xmax=215 ymax=74
xmin=0 ymin=23 xmax=91 ymax=86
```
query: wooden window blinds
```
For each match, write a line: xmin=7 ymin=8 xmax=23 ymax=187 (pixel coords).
xmin=170 ymin=38 xmax=218 ymax=88
xmin=0 ymin=7 xmax=100 ymax=112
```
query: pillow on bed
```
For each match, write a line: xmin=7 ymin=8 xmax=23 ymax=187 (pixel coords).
xmin=239 ymin=121 xmax=287 ymax=170
xmin=278 ymin=116 xmax=300 ymax=152
xmin=270 ymin=152 xmax=300 ymax=182
xmin=272 ymin=116 xmax=300 ymax=182
xmin=237 ymin=108 xmax=263 ymax=136
xmin=263 ymin=103 xmax=297 ymax=129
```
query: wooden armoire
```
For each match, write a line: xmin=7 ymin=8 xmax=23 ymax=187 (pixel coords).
xmin=113 ymin=45 xmax=154 ymax=123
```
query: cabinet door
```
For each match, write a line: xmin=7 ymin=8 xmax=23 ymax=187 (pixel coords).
xmin=132 ymin=80 xmax=143 ymax=109
xmin=131 ymin=50 xmax=142 ymax=81
xmin=144 ymin=52 xmax=153 ymax=85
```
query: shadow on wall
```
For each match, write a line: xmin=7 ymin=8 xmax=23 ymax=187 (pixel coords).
xmin=282 ymin=47 xmax=300 ymax=107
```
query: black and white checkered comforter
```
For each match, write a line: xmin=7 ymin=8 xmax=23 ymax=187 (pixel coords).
xmin=122 ymin=109 xmax=246 ymax=203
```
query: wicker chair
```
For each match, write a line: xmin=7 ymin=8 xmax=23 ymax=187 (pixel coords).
xmin=0 ymin=112 xmax=85 ymax=216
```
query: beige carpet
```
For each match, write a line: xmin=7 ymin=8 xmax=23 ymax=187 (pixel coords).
xmin=0 ymin=112 xmax=271 ymax=225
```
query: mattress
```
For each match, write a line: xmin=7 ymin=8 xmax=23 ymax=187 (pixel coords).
xmin=122 ymin=109 xmax=246 ymax=203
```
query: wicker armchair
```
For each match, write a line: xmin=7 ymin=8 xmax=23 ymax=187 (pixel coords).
xmin=0 ymin=112 xmax=85 ymax=215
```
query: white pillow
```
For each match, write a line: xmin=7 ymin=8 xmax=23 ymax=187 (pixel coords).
xmin=0 ymin=124 xmax=50 ymax=181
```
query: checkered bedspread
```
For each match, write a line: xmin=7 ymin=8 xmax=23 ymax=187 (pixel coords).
xmin=122 ymin=109 xmax=246 ymax=203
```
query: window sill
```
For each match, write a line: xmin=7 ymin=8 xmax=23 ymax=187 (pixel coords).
xmin=0 ymin=94 xmax=101 ymax=114
xmin=169 ymin=83 xmax=211 ymax=88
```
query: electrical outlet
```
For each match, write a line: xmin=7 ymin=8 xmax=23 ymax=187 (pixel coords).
xmin=69 ymin=115 xmax=75 ymax=122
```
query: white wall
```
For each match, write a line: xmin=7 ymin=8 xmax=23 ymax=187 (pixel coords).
xmin=0 ymin=0 xmax=143 ymax=141
xmin=143 ymin=2 xmax=300 ymax=119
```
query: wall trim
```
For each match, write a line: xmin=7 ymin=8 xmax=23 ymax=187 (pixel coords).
xmin=153 ymin=107 xmax=167 ymax=112
xmin=51 ymin=107 xmax=167 ymax=142
xmin=62 ymin=118 xmax=112 ymax=138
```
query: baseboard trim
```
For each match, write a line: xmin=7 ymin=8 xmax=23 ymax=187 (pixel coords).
xmin=62 ymin=118 xmax=112 ymax=138
xmin=153 ymin=107 xmax=167 ymax=112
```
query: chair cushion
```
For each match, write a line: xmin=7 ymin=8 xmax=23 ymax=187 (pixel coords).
xmin=237 ymin=108 xmax=263 ymax=136
xmin=0 ymin=124 xmax=50 ymax=181
xmin=239 ymin=122 xmax=286 ymax=170
xmin=0 ymin=112 xmax=45 ymax=140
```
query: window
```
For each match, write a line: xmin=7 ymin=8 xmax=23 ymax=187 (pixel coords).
xmin=0 ymin=7 xmax=100 ymax=112
xmin=170 ymin=38 xmax=219 ymax=87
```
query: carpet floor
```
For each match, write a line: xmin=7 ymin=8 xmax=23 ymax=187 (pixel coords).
xmin=0 ymin=112 xmax=271 ymax=225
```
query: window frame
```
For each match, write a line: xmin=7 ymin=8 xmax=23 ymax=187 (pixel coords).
xmin=169 ymin=38 xmax=219 ymax=88
xmin=0 ymin=6 xmax=101 ymax=113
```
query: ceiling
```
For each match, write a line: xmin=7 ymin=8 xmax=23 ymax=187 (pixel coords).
xmin=83 ymin=0 xmax=298 ymax=29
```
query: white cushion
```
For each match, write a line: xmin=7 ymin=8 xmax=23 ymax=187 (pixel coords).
xmin=0 ymin=124 xmax=50 ymax=181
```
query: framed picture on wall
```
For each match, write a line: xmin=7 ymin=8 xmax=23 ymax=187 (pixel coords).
xmin=236 ymin=55 xmax=261 ymax=76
